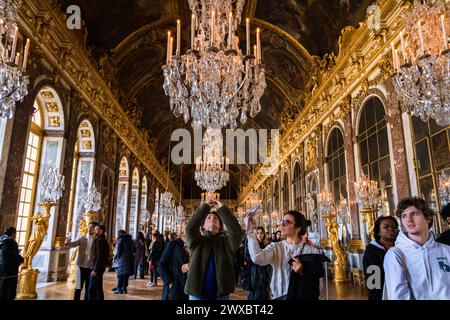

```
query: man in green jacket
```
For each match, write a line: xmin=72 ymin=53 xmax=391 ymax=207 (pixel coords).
xmin=184 ymin=198 xmax=243 ymax=300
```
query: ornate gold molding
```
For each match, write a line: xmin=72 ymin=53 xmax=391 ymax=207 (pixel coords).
xmin=239 ymin=0 xmax=406 ymax=204
xmin=19 ymin=0 xmax=180 ymax=200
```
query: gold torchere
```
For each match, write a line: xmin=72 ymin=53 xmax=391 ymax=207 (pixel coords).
xmin=362 ymin=206 xmax=377 ymax=240
xmin=324 ymin=212 xmax=349 ymax=283
xmin=16 ymin=201 xmax=54 ymax=299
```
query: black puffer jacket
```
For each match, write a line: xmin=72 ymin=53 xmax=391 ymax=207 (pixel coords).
xmin=158 ymin=238 xmax=189 ymax=300
xmin=243 ymin=239 xmax=272 ymax=300
xmin=0 ymin=235 xmax=24 ymax=300
xmin=114 ymin=234 xmax=136 ymax=276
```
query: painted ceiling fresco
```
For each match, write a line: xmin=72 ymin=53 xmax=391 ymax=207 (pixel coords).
xmin=63 ymin=0 xmax=372 ymax=198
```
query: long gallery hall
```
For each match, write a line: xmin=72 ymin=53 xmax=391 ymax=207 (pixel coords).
xmin=0 ymin=0 xmax=449 ymax=304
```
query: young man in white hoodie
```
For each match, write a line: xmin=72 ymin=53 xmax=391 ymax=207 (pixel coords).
xmin=383 ymin=197 xmax=450 ymax=300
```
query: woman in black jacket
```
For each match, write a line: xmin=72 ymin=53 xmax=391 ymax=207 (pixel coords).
xmin=362 ymin=216 xmax=398 ymax=300
xmin=147 ymin=232 xmax=164 ymax=287
xmin=113 ymin=230 xmax=136 ymax=294
xmin=244 ymin=227 xmax=272 ymax=300
xmin=133 ymin=232 xmax=146 ymax=280
xmin=157 ymin=236 xmax=189 ymax=300
xmin=0 ymin=227 xmax=23 ymax=300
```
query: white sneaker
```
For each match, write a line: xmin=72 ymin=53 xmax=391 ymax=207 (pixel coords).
xmin=146 ymin=281 xmax=153 ymax=287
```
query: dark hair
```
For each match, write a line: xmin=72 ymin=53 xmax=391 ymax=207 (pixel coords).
xmin=374 ymin=216 xmax=398 ymax=242
xmin=395 ymin=197 xmax=434 ymax=228
xmin=169 ymin=232 xmax=177 ymax=240
xmin=201 ymin=212 xmax=224 ymax=230
xmin=97 ymin=225 xmax=106 ymax=233
xmin=284 ymin=211 xmax=307 ymax=237
xmin=440 ymin=203 xmax=450 ymax=220
xmin=138 ymin=232 xmax=145 ymax=242
xmin=4 ymin=227 xmax=16 ymax=236
xmin=118 ymin=229 xmax=127 ymax=236
xmin=306 ymin=220 xmax=312 ymax=228
xmin=89 ymin=221 xmax=98 ymax=227
xmin=255 ymin=226 xmax=267 ymax=244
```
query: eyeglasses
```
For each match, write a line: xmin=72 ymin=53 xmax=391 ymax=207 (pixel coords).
xmin=280 ymin=219 xmax=295 ymax=226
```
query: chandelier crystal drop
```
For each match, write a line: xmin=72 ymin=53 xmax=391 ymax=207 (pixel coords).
xmin=0 ymin=0 xmax=30 ymax=119
xmin=162 ymin=0 xmax=266 ymax=130
xmin=194 ymin=127 xmax=230 ymax=192
xmin=392 ymin=0 xmax=450 ymax=126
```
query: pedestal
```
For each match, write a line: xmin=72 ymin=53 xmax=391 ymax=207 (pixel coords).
xmin=333 ymin=261 xmax=349 ymax=283
xmin=16 ymin=268 xmax=39 ymax=299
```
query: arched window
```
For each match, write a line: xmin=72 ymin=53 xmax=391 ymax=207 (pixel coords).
xmin=357 ymin=96 xmax=394 ymax=213
xmin=293 ymin=162 xmax=301 ymax=211
xmin=326 ymin=128 xmax=347 ymax=203
xmin=16 ymin=87 xmax=65 ymax=249
xmin=69 ymin=120 xmax=96 ymax=238
xmin=116 ymin=157 xmax=129 ymax=234
xmin=140 ymin=175 xmax=148 ymax=232
xmin=129 ymin=167 xmax=140 ymax=238
xmin=282 ymin=171 xmax=289 ymax=211
xmin=410 ymin=116 xmax=450 ymax=233
xmin=274 ymin=179 xmax=279 ymax=213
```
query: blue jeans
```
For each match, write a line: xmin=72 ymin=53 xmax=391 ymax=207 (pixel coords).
xmin=189 ymin=295 xmax=230 ymax=300
xmin=88 ymin=269 xmax=105 ymax=300
xmin=133 ymin=264 xmax=144 ymax=279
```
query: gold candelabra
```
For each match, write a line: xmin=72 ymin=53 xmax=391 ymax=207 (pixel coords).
xmin=362 ymin=206 xmax=377 ymax=240
xmin=16 ymin=201 xmax=54 ymax=299
xmin=318 ymin=188 xmax=348 ymax=283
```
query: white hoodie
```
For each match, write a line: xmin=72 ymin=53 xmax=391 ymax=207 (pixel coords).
xmin=383 ymin=231 xmax=450 ymax=300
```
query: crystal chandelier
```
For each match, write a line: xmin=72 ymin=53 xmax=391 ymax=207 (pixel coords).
xmin=0 ymin=0 xmax=30 ymax=119
xmin=354 ymin=173 xmax=379 ymax=208
xmin=160 ymin=190 xmax=174 ymax=214
xmin=439 ymin=171 xmax=450 ymax=205
xmin=39 ymin=167 xmax=65 ymax=203
xmin=392 ymin=0 xmax=450 ymax=126
xmin=249 ymin=191 xmax=262 ymax=208
xmin=162 ymin=0 xmax=266 ymax=130
xmin=81 ymin=184 xmax=102 ymax=212
xmin=194 ymin=127 xmax=230 ymax=192
xmin=317 ymin=188 xmax=334 ymax=215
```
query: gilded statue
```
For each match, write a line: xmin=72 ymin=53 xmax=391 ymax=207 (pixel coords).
xmin=22 ymin=212 xmax=50 ymax=269
xmin=326 ymin=215 xmax=346 ymax=265
xmin=305 ymin=138 xmax=317 ymax=170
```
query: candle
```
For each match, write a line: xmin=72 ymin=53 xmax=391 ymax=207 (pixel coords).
xmin=400 ymin=31 xmax=406 ymax=64
xmin=257 ymin=28 xmax=261 ymax=64
xmin=254 ymin=44 xmax=257 ymax=61
xmin=170 ymin=36 xmax=174 ymax=60
xmin=14 ymin=52 xmax=19 ymax=66
xmin=211 ymin=11 xmax=215 ymax=47
xmin=228 ymin=12 xmax=233 ymax=49
xmin=246 ymin=17 xmax=250 ymax=55
xmin=166 ymin=31 xmax=171 ymax=64
xmin=418 ymin=19 xmax=425 ymax=53
xmin=11 ymin=27 xmax=18 ymax=63
xmin=191 ymin=14 xmax=195 ymax=50
xmin=441 ymin=14 xmax=448 ymax=49
xmin=176 ymin=19 xmax=181 ymax=56
xmin=22 ymin=39 xmax=30 ymax=72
